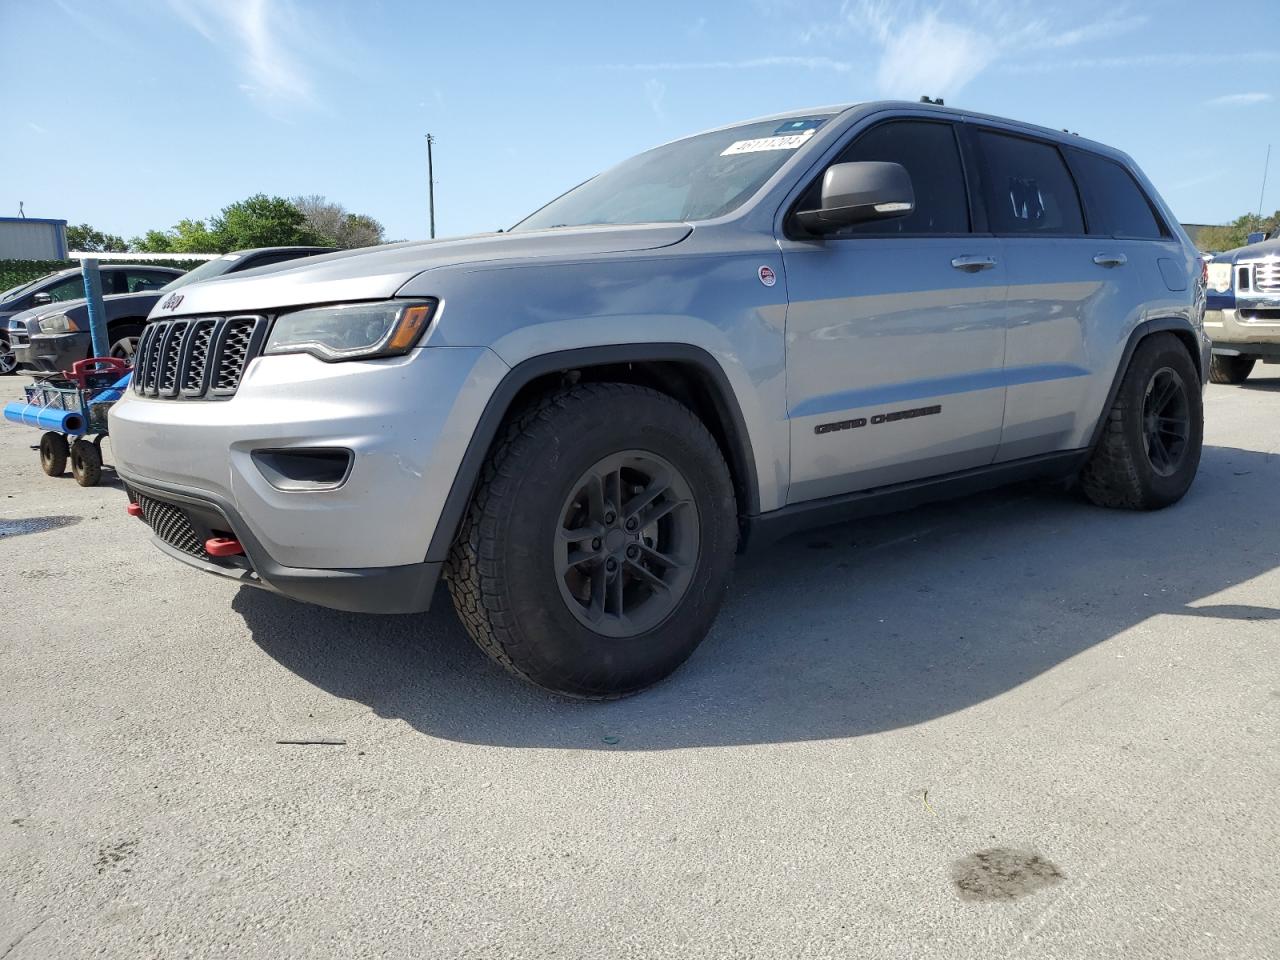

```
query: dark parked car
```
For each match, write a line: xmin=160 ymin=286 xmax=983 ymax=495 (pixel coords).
xmin=0 ymin=264 xmax=183 ymax=374
xmin=12 ymin=247 xmax=334 ymax=373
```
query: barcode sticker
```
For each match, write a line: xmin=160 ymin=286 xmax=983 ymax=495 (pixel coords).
xmin=721 ymin=129 xmax=815 ymax=156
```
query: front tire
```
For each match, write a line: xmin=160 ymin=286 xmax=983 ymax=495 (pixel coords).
xmin=1080 ymin=333 xmax=1203 ymax=510
xmin=40 ymin=432 xmax=69 ymax=477
xmin=1208 ymin=353 xmax=1255 ymax=384
xmin=0 ymin=335 xmax=17 ymax=375
xmin=445 ymin=383 xmax=738 ymax=698
xmin=107 ymin=322 xmax=145 ymax=364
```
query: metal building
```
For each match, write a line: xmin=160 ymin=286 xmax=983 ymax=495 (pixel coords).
xmin=0 ymin=217 xmax=68 ymax=259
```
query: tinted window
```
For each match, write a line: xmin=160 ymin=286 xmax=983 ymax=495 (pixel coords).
xmin=978 ymin=131 xmax=1084 ymax=235
xmin=1069 ymin=150 xmax=1166 ymax=239
xmin=124 ymin=270 xmax=173 ymax=292
xmin=818 ymin=120 xmax=970 ymax=235
xmin=46 ymin=276 xmax=87 ymax=301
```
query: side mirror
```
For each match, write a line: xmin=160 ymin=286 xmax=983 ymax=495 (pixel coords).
xmin=795 ymin=161 xmax=915 ymax=235
xmin=32 ymin=292 xmax=53 ymax=305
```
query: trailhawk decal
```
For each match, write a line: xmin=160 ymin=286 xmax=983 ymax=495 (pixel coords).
xmin=814 ymin=404 xmax=942 ymax=435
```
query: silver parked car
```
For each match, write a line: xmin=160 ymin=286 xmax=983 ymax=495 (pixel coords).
xmin=110 ymin=101 xmax=1209 ymax=697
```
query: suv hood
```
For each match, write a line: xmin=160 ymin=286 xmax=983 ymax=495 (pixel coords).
xmin=150 ymin=224 xmax=693 ymax=318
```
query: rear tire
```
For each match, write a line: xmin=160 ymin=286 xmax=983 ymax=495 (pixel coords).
xmin=71 ymin=439 xmax=102 ymax=487
xmin=445 ymin=383 xmax=738 ymax=699
xmin=1208 ymin=353 xmax=1255 ymax=384
xmin=1080 ymin=333 xmax=1202 ymax=510
xmin=40 ymin=432 xmax=69 ymax=477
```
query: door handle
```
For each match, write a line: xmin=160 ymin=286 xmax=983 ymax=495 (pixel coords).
xmin=951 ymin=255 xmax=997 ymax=272
xmin=1093 ymin=253 xmax=1128 ymax=267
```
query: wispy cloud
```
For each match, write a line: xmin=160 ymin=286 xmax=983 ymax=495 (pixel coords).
xmin=607 ymin=55 xmax=854 ymax=73
xmin=829 ymin=0 xmax=1149 ymax=98
xmin=1205 ymin=92 xmax=1274 ymax=107
xmin=26 ymin=122 xmax=48 ymax=135
xmin=645 ymin=79 xmax=667 ymax=120
xmin=1003 ymin=50 xmax=1280 ymax=74
xmin=162 ymin=0 xmax=327 ymax=106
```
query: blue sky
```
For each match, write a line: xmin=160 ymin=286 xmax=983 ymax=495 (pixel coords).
xmin=2 ymin=0 xmax=1278 ymax=243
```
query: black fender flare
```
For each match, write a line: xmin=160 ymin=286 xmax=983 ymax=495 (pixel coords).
xmin=1086 ymin=316 xmax=1205 ymax=452
xmin=424 ymin=343 xmax=761 ymax=563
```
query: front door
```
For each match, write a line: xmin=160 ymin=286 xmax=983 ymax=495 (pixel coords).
xmin=780 ymin=118 xmax=1009 ymax=503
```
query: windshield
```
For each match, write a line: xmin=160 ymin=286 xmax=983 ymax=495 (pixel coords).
xmin=512 ymin=116 xmax=831 ymax=232
xmin=0 ymin=274 xmax=57 ymax=303
xmin=158 ymin=254 xmax=241 ymax=292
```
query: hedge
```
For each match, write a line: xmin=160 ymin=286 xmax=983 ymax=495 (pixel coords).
xmin=1 ymin=258 xmax=210 ymax=292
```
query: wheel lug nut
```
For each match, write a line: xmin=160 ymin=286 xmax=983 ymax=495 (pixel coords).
xmin=604 ymin=511 xmax=616 ymax=524
xmin=606 ymin=558 xmax=617 ymax=571
xmin=626 ymin=545 xmax=638 ymax=559
xmin=592 ymin=538 xmax=601 ymax=550
xmin=625 ymin=518 xmax=637 ymax=531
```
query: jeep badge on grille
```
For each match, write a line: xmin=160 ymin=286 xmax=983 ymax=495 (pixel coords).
xmin=160 ymin=293 xmax=184 ymax=311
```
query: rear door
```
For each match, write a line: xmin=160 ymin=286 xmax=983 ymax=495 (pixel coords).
xmin=973 ymin=129 xmax=1164 ymax=460
xmin=780 ymin=117 xmax=1009 ymax=502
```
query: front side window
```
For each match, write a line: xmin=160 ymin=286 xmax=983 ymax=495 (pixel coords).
xmin=978 ymin=131 xmax=1084 ymax=236
xmin=512 ymin=115 xmax=833 ymax=231
xmin=46 ymin=275 xmax=87 ymax=301
xmin=1068 ymin=150 xmax=1166 ymax=240
xmin=814 ymin=120 xmax=971 ymax=235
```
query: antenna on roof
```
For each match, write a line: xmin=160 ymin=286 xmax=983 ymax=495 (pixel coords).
xmin=17 ymin=201 xmax=25 ymax=219
xmin=919 ymin=96 xmax=945 ymax=106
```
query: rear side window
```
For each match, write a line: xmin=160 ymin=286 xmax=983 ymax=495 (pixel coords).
xmin=1068 ymin=150 xmax=1167 ymax=239
xmin=823 ymin=120 xmax=970 ymax=235
xmin=977 ymin=131 xmax=1084 ymax=236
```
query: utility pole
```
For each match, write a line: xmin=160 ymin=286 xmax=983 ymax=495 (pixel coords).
xmin=426 ymin=133 xmax=437 ymax=239
xmin=1259 ymin=144 xmax=1272 ymax=219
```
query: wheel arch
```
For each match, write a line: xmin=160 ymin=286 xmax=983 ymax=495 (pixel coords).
xmin=1086 ymin=316 xmax=1205 ymax=452
xmin=424 ymin=343 xmax=761 ymax=563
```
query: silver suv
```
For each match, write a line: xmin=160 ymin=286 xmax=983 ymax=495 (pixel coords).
xmin=110 ymin=102 xmax=1209 ymax=698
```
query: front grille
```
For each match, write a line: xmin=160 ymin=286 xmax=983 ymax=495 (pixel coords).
xmin=1252 ymin=259 xmax=1280 ymax=293
xmin=132 ymin=491 xmax=207 ymax=559
xmin=133 ymin=315 xmax=268 ymax=400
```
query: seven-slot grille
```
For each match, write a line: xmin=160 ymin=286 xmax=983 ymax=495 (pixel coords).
xmin=133 ymin=315 xmax=268 ymax=399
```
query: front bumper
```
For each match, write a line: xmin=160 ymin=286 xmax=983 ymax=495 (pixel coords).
xmin=108 ymin=345 xmax=510 ymax=607
xmin=123 ymin=473 xmax=443 ymax=613
xmin=1205 ymin=307 xmax=1280 ymax=358
xmin=14 ymin=331 xmax=90 ymax=372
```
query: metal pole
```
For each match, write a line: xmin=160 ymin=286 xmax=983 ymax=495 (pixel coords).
xmin=81 ymin=258 xmax=109 ymax=359
xmin=427 ymin=133 xmax=436 ymax=239
xmin=1259 ymin=144 xmax=1272 ymax=218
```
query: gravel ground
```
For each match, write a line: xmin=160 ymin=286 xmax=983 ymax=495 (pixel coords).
xmin=1 ymin=370 xmax=1277 ymax=959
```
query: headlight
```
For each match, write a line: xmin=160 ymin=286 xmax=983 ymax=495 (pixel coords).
xmin=1207 ymin=262 xmax=1233 ymax=293
xmin=40 ymin=314 xmax=80 ymax=335
xmin=264 ymin=300 xmax=437 ymax=362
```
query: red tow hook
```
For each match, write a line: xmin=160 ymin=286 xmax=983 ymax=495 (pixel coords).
xmin=205 ymin=537 xmax=245 ymax=558
xmin=126 ymin=502 xmax=144 ymax=518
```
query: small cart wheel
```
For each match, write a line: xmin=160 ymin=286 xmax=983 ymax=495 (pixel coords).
xmin=40 ymin=432 xmax=69 ymax=477
xmin=71 ymin=439 xmax=103 ymax=487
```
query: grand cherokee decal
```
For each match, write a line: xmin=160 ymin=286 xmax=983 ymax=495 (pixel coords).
xmin=814 ymin=404 xmax=942 ymax=435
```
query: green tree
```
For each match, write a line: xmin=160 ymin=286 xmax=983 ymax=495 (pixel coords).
xmin=170 ymin=218 xmax=221 ymax=253
xmin=67 ymin=223 xmax=129 ymax=252
xmin=1197 ymin=210 xmax=1280 ymax=252
xmin=211 ymin=194 xmax=325 ymax=251
xmin=130 ymin=229 xmax=176 ymax=253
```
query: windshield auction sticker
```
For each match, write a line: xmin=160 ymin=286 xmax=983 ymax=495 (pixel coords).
xmin=721 ymin=129 xmax=816 ymax=156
